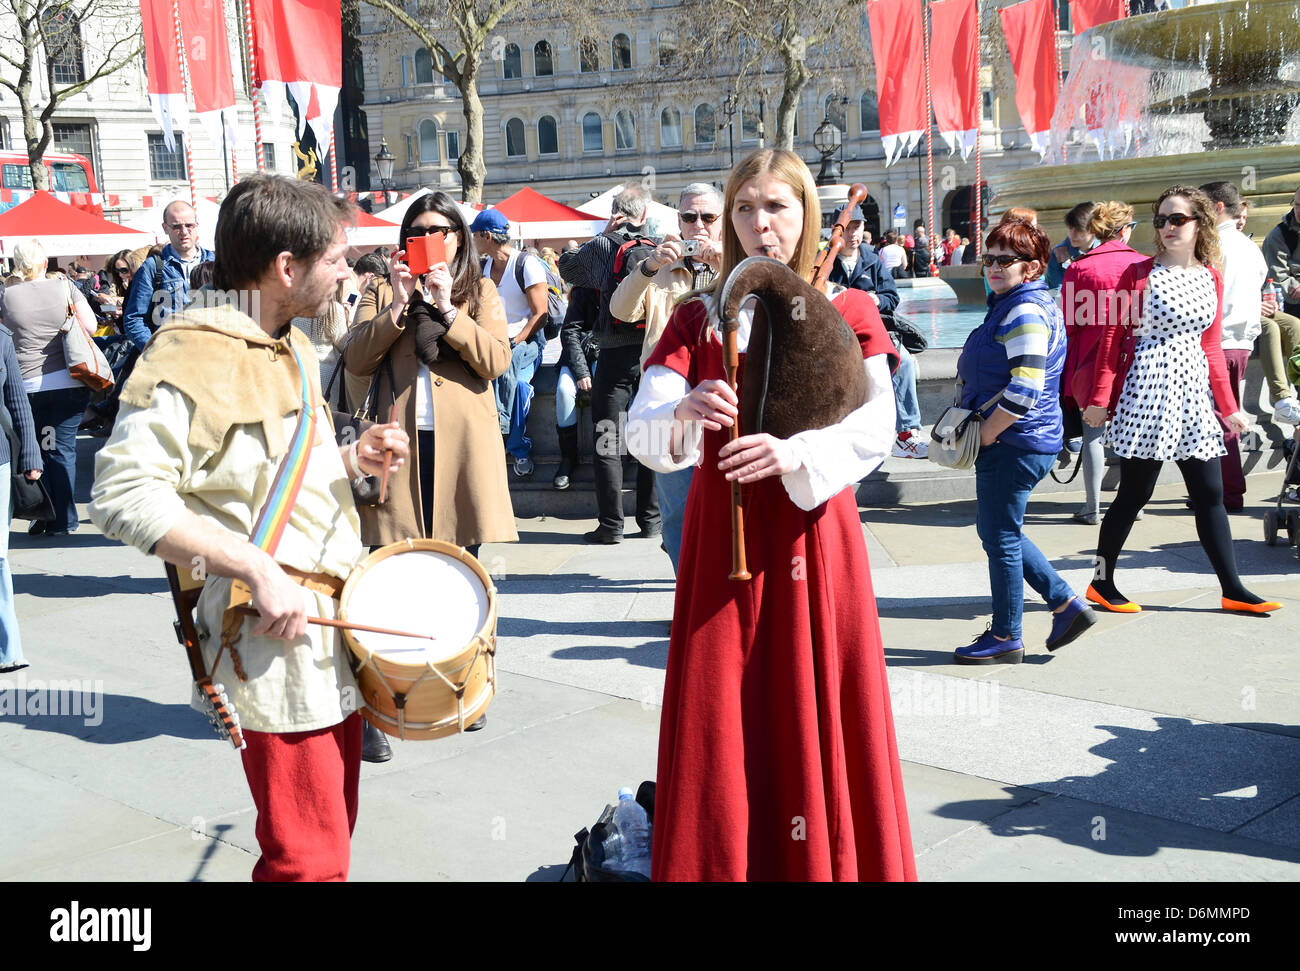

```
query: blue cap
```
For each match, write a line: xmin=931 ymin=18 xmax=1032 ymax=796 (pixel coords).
xmin=832 ymin=203 xmax=866 ymax=223
xmin=470 ymin=209 xmax=510 ymax=234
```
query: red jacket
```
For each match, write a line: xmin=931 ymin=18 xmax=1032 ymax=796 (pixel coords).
xmin=1060 ymin=239 xmax=1149 ymax=407
xmin=1086 ymin=258 xmax=1238 ymax=416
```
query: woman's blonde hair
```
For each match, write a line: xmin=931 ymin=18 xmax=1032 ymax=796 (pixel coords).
xmin=1088 ymin=201 xmax=1135 ymax=241
xmin=12 ymin=238 xmax=47 ymax=281
xmin=713 ymin=149 xmax=823 ymax=289
xmin=1153 ymin=185 xmax=1221 ymax=269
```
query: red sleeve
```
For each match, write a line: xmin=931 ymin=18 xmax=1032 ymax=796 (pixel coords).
xmin=645 ymin=299 xmax=707 ymax=385
xmin=1201 ymin=266 xmax=1240 ymax=414
xmin=831 ymin=287 xmax=899 ymax=373
xmin=1087 ymin=260 xmax=1147 ymax=411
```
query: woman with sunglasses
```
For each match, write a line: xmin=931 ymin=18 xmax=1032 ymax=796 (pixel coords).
xmin=1083 ymin=186 xmax=1280 ymax=614
xmin=1060 ymin=202 xmax=1146 ymax=525
xmin=628 ymin=149 xmax=915 ymax=881
xmin=344 ymin=191 xmax=517 ymax=557
xmin=953 ymin=220 xmax=1096 ymax=665
xmin=94 ymin=250 xmax=135 ymax=330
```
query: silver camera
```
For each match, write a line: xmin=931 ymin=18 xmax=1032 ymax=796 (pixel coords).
xmin=681 ymin=240 xmax=700 ymax=256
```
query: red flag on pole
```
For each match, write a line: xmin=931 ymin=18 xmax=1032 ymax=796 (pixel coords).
xmin=179 ymin=0 xmax=238 ymax=155
xmin=251 ymin=0 xmax=342 ymax=153
xmin=866 ymin=0 xmax=926 ymax=166
xmin=140 ymin=0 xmax=188 ymax=151
xmin=1068 ymin=0 xmax=1126 ymax=34
xmin=999 ymin=0 xmax=1059 ymax=158
xmin=929 ymin=0 xmax=980 ymax=160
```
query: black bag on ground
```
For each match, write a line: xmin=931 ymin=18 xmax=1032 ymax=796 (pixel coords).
xmin=563 ymin=780 xmax=655 ymax=882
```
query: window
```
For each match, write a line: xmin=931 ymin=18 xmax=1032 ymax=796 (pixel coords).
xmin=537 ymin=116 xmax=559 ymax=155
xmin=446 ymin=131 xmax=460 ymax=161
xmin=2 ymin=164 xmax=33 ymax=189
xmin=579 ymin=38 xmax=599 ymax=73
xmin=825 ymin=95 xmax=847 ymax=133
xmin=660 ymin=108 xmax=682 ymax=148
xmin=534 ymin=40 xmax=553 ymax=77
xmin=52 ymin=122 xmax=93 ymax=160
xmin=415 ymin=48 xmax=434 ymax=84
xmin=50 ymin=161 xmax=90 ymax=192
xmin=505 ymin=117 xmax=526 ymax=157
xmin=582 ymin=112 xmax=603 ymax=153
xmin=860 ymin=92 xmax=879 ymax=132
xmin=419 ymin=120 xmax=439 ymax=164
xmin=614 ymin=109 xmax=636 ymax=150
xmin=42 ymin=7 xmax=84 ymax=85
xmin=264 ymin=143 xmax=277 ymax=172
xmin=657 ymin=30 xmax=677 ymax=66
xmin=981 ymin=90 xmax=994 ymax=122
xmin=503 ymin=43 xmax=522 ymax=80
xmin=694 ymin=104 xmax=715 ymax=145
xmin=611 ymin=33 xmax=632 ymax=70
xmin=148 ymin=133 xmax=187 ymax=181
xmin=0 ymin=117 xmax=8 ymax=151
xmin=742 ymin=102 xmax=762 ymax=141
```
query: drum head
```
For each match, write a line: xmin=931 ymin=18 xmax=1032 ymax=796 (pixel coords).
xmin=346 ymin=549 xmax=489 ymax=664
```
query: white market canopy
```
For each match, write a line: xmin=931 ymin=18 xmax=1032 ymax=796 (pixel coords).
xmin=578 ymin=184 xmax=681 ymax=237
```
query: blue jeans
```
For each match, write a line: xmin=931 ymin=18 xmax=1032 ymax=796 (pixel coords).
xmin=654 ymin=466 xmax=694 ymax=574
xmin=892 ymin=339 xmax=921 ymax=432
xmin=975 ymin=443 xmax=1074 ymax=639
xmin=28 ymin=387 xmax=90 ymax=532
xmin=556 ymin=365 xmax=580 ymax=429
xmin=493 ymin=340 xmax=540 ymax=460
xmin=0 ymin=463 xmax=22 ymax=669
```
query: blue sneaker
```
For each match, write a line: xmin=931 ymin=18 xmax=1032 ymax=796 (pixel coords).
xmin=1046 ymin=596 xmax=1096 ymax=652
xmin=954 ymin=629 xmax=1024 ymax=665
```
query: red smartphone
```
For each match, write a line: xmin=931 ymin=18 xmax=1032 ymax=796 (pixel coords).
xmin=404 ymin=234 xmax=447 ymax=276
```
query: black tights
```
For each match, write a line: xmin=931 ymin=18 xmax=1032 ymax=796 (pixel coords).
xmin=1091 ymin=456 xmax=1261 ymax=605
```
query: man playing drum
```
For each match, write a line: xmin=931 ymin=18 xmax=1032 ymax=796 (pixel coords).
xmin=90 ymin=174 xmax=409 ymax=881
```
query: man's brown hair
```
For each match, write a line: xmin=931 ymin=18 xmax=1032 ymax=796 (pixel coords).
xmin=212 ymin=174 xmax=354 ymax=291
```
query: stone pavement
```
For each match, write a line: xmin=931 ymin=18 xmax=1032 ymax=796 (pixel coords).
xmin=3 ymin=444 xmax=1299 ymax=882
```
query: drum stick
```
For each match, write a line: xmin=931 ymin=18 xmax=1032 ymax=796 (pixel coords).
xmin=234 ymin=605 xmax=436 ymax=640
xmin=378 ymin=402 xmax=398 ymax=504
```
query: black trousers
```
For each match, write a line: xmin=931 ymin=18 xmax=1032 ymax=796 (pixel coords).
xmin=591 ymin=343 xmax=659 ymax=534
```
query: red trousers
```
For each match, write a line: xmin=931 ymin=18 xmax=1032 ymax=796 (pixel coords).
xmin=240 ymin=712 xmax=364 ymax=882
xmin=1218 ymin=348 xmax=1249 ymax=508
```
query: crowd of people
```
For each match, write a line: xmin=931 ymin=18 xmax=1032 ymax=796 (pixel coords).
xmin=0 ymin=156 xmax=1296 ymax=883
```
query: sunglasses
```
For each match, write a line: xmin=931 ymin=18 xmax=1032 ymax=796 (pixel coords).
xmin=114 ymin=265 xmax=130 ymax=274
xmin=1153 ymin=213 xmax=1196 ymax=229
xmin=679 ymin=211 xmax=720 ymax=225
xmin=980 ymin=254 xmax=1029 ymax=268
xmin=407 ymin=225 xmax=461 ymax=238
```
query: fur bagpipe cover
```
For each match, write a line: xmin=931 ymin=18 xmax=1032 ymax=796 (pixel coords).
xmin=717 ymin=256 xmax=868 ymax=441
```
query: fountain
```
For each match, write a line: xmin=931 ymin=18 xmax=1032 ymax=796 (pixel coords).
xmin=989 ymin=0 xmax=1300 ymax=250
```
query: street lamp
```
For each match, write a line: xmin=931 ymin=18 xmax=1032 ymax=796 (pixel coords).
xmin=812 ymin=115 xmax=842 ymax=186
xmin=719 ymin=93 xmax=739 ymax=168
xmin=373 ymin=138 xmax=395 ymax=203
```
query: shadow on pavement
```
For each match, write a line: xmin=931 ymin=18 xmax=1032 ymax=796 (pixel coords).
xmin=0 ymin=690 xmax=217 ymax=744
xmin=13 ymin=572 xmax=169 ymax=598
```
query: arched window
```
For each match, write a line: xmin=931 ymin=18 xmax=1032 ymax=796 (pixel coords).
xmin=694 ymin=104 xmax=715 ymax=145
xmin=614 ymin=109 xmax=636 ymax=150
xmin=537 ymin=115 xmax=559 ymax=155
xmin=742 ymin=101 xmax=763 ymax=142
xmin=660 ymin=108 xmax=682 ymax=149
xmin=414 ymin=48 xmax=434 ymax=85
xmin=825 ymin=94 xmax=847 ymax=134
xmin=582 ymin=112 xmax=603 ymax=153
xmin=503 ymin=43 xmax=522 ymax=80
xmin=657 ymin=30 xmax=677 ymax=66
xmin=418 ymin=120 xmax=439 ymax=164
xmin=579 ymin=38 xmax=599 ymax=73
xmin=42 ymin=7 xmax=84 ymax=84
xmin=534 ymin=40 xmax=553 ymax=77
xmin=860 ymin=92 xmax=880 ymax=132
xmin=505 ymin=117 xmax=526 ymax=157
xmin=611 ymin=33 xmax=632 ymax=70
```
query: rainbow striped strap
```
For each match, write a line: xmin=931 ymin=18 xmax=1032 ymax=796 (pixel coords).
xmin=250 ymin=344 xmax=318 ymax=555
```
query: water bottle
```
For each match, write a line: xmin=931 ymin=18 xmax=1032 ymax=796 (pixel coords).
xmin=601 ymin=786 xmax=652 ymax=877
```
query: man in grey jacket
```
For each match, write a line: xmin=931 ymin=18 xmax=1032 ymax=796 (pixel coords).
xmin=1263 ymin=185 xmax=1300 ymax=317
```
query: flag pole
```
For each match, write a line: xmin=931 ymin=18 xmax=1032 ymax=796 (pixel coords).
xmin=973 ymin=0 xmax=983 ymax=258
xmin=244 ymin=0 xmax=265 ymax=171
xmin=329 ymin=129 xmax=338 ymax=192
xmin=171 ymin=0 xmax=198 ymax=208
xmin=922 ymin=0 xmax=937 ymax=275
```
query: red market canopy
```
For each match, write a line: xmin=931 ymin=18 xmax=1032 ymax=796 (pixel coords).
xmin=347 ymin=208 xmax=401 ymax=248
xmin=490 ymin=187 xmax=607 ymax=240
xmin=0 ymin=191 xmax=150 ymax=258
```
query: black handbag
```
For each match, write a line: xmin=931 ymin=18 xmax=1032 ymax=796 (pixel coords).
xmin=325 ymin=350 xmax=396 ymax=507
xmin=881 ymin=310 xmax=929 ymax=354
xmin=0 ymin=402 xmax=54 ymax=521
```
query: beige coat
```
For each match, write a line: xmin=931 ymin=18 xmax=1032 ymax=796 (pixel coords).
xmin=608 ymin=259 xmax=699 ymax=371
xmin=344 ymin=277 xmax=518 ymax=547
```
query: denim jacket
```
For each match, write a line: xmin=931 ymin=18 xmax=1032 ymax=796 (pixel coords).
xmin=121 ymin=244 xmax=214 ymax=351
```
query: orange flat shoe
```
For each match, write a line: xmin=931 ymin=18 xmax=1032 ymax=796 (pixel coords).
xmin=1086 ymin=585 xmax=1141 ymax=613
xmin=1221 ymin=597 xmax=1283 ymax=614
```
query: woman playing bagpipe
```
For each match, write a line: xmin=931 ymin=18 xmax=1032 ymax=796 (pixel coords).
xmin=627 ymin=150 xmax=916 ymax=881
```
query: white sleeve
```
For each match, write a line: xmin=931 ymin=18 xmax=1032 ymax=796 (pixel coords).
xmin=522 ymin=254 xmax=549 ymax=289
xmin=780 ymin=353 xmax=895 ymax=511
xmin=627 ymin=364 xmax=704 ymax=474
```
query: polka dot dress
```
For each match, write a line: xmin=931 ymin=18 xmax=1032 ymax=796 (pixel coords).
xmin=1106 ymin=262 xmax=1226 ymax=462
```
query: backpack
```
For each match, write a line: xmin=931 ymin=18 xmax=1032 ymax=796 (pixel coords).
xmin=605 ymin=234 xmax=656 ymax=331
xmin=513 ymin=253 xmax=567 ymax=340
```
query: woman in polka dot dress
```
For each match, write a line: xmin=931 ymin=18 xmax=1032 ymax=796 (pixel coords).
xmin=1083 ymin=186 xmax=1281 ymax=615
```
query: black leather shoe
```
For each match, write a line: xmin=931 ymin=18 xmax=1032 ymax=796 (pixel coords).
xmin=27 ymin=520 xmax=48 ymax=536
xmin=361 ymin=719 xmax=392 ymax=763
xmin=633 ymin=524 xmax=662 ymax=539
xmin=466 ymin=714 xmax=487 ymax=732
xmin=583 ymin=527 xmax=622 ymax=544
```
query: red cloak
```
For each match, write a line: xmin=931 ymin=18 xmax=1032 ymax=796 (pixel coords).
xmin=644 ymin=288 xmax=916 ymax=881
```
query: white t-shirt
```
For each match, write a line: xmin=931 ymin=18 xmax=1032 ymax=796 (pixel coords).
xmin=487 ymin=251 xmax=548 ymax=340
xmin=880 ymin=244 xmax=907 ymax=271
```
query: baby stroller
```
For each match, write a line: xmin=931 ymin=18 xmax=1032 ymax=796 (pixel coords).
xmin=1262 ymin=429 xmax=1300 ymax=546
